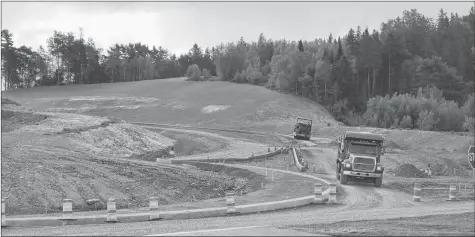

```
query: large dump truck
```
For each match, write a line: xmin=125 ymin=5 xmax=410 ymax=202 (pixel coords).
xmin=336 ymin=131 xmax=385 ymax=187
xmin=293 ymin=117 xmax=312 ymax=140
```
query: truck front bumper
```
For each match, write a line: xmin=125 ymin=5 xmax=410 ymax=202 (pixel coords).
xmin=343 ymin=171 xmax=382 ymax=178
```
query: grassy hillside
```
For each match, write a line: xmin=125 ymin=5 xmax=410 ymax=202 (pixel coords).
xmin=2 ymin=77 xmax=339 ymax=135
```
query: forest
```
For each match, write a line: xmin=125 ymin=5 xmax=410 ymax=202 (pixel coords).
xmin=1 ymin=8 xmax=474 ymax=132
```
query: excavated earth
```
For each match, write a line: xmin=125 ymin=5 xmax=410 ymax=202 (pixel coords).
xmin=0 ymin=99 xmax=265 ymax=215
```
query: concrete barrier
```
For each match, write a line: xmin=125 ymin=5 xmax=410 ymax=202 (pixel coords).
xmin=237 ymin=196 xmax=315 ymax=214
xmin=412 ymin=183 xmax=469 ymax=202
xmin=3 ymin=209 xmax=227 ymax=227
xmin=106 ymin=198 xmax=118 ymax=223
xmin=328 ymin=184 xmax=337 ymax=204
xmin=149 ymin=197 xmax=159 ymax=220
xmin=170 ymin=148 xmax=284 ymax=164
xmin=2 ymin=163 xmax=332 ymax=228
xmin=2 ymin=199 xmax=6 ymax=227
xmin=248 ymin=148 xmax=283 ymax=161
xmin=59 ymin=199 xmax=77 ymax=226
xmin=62 ymin=199 xmax=73 ymax=219
xmin=226 ymin=192 xmax=236 ymax=214
xmin=413 ymin=183 xmax=421 ymax=202
xmin=291 ymin=147 xmax=306 ymax=172
xmin=447 ymin=184 xmax=457 ymax=201
xmin=159 ymin=207 xmax=226 ymax=220
xmin=314 ymin=183 xmax=322 ymax=204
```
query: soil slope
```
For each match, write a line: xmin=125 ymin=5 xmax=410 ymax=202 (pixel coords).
xmin=0 ymin=100 xmax=258 ymax=215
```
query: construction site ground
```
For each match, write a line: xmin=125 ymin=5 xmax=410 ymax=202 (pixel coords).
xmin=0 ymin=100 xmax=272 ymax=216
xmin=2 ymin=78 xmax=474 ymax=235
xmin=288 ymin=212 xmax=475 ymax=236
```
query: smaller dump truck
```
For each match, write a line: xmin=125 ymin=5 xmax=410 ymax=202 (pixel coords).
xmin=336 ymin=131 xmax=385 ymax=187
xmin=293 ymin=117 xmax=312 ymax=140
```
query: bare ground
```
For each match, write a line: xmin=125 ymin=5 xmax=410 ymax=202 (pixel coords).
xmin=384 ymin=176 xmax=475 ymax=202
xmin=313 ymin=126 xmax=474 ymax=176
xmin=0 ymin=101 xmax=263 ymax=215
xmin=286 ymin=212 xmax=475 ymax=236
xmin=3 ymin=79 xmax=474 ymax=217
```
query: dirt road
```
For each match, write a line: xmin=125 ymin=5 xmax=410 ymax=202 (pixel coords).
xmin=3 ymin=124 xmax=473 ymax=236
xmin=302 ymin=147 xmax=418 ymax=211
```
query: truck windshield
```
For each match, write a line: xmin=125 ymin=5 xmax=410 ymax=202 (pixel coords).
xmin=349 ymin=143 xmax=378 ymax=156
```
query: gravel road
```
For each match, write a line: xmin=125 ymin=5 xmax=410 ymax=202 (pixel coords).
xmin=4 ymin=124 xmax=473 ymax=236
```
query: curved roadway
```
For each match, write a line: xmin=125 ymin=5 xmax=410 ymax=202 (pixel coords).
xmin=3 ymin=123 xmax=474 ymax=236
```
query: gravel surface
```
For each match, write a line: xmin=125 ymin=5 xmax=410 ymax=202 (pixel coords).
xmin=289 ymin=212 xmax=475 ymax=236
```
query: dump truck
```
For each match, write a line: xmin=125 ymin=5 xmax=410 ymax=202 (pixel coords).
xmin=293 ymin=117 xmax=312 ymax=140
xmin=336 ymin=131 xmax=385 ymax=187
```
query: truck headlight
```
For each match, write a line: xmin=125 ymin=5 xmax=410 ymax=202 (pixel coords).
xmin=344 ymin=162 xmax=351 ymax=168
xmin=376 ymin=165 xmax=382 ymax=171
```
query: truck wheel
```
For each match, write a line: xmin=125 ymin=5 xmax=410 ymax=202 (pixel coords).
xmin=340 ymin=166 xmax=348 ymax=184
xmin=374 ymin=178 xmax=382 ymax=187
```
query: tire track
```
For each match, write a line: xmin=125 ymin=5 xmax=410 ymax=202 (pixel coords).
xmin=136 ymin=124 xmax=416 ymax=213
xmin=302 ymin=147 xmax=385 ymax=211
xmin=139 ymin=124 xmax=412 ymax=212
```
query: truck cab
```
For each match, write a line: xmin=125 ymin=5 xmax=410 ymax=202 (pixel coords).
xmin=293 ymin=118 xmax=312 ymax=140
xmin=336 ymin=131 xmax=385 ymax=187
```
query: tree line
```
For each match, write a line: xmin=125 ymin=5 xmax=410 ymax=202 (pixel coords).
xmin=2 ymin=8 xmax=474 ymax=132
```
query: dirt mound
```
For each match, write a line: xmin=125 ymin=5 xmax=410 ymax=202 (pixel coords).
xmin=1 ymin=106 xmax=182 ymax=215
xmin=1 ymin=110 xmax=50 ymax=133
xmin=394 ymin=163 xmax=429 ymax=178
xmin=385 ymin=140 xmax=403 ymax=150
xmin=1 ymin=97 xmax=21 ymax=106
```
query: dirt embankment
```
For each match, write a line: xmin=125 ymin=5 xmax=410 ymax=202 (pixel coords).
xmin=0 ymin=99 xmax=264 ymax=215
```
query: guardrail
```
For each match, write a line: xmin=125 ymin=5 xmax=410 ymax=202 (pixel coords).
xmin=291 ymin=147 xmax=307 ymax=172
xmin=412 ymin=182 xmax=475 ymax=202
xmin=170 ymin=147 xmax=285 ymax=164
xmin=1 ymin=173 xmax=335 ymax=228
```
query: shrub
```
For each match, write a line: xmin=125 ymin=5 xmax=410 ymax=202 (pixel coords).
xmin=328 ymin=99 xmax=348 ymax=122
xmin=463 ymin=116 xmax=474 ymax=132
xmin=462 ymin=93 xmax=474 ymax=117
xmin=342 ymin=111 xmax=365 ymax=126
xmin=231 ymin=71 xmax=246 ymax=83
xmin=248 ymin=70 xmax=263 ymax=85
xmin=400 ymin=115 xmax=413 ymax=129
xmin=202 ymin=69 xmax=212 ymax=80
xmin=435 ymin=100 xmax=464 ymax=131
xmin=416 ymin=110 xmax=436 ymax=131
xmin=358 ymin=86 xmax=467 ymax=132
xmin=186 ymin=65 xmax=194 ymax=78
xmin=187 ymin=64 xmax=202 ymax=81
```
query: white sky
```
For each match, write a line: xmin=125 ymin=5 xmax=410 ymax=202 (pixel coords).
xmin=1 ymin=0 xmax=474 ymax=56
